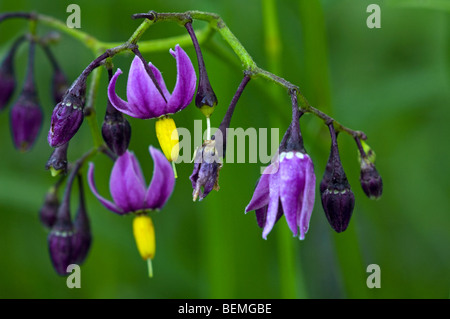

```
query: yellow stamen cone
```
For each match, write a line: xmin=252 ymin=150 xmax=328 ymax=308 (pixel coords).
xmin=133 ymin=214 xmax=155 ymax=277
xmin=155 ymin=116 xmax=179 ymax=162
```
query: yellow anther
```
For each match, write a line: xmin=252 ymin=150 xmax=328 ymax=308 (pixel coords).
xmin=133 ymin=214 xmax=155 ymax=277
xmin=155 ymin=116 xmax=179 ymax=162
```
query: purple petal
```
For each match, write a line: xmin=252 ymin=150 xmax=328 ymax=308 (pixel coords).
xmin=87 ymin=163 xmax=125 ymax=215
xmin=245 ymin=173 xmax=270 ymax=212
xmin=255 ymin=206 xmax=267 ymax=228
xmin=110 ymin=151 xmax=147 ymax=212
xmin=298 ymin=155 xmax=316 ymax=240
xmin=127 ymin=56 xmax=166 ymax=119
xmin=145 ymin=146 xmax=175 ymax=209
xmin=107 ymin=68 xmax=143 ymax=118
xmin=279 ymin=153 xmax=306 ymax=237
xmin=149 ymin=64 xmax=171 ymax=102
xmin=166 ymin=45 xmax=196 ymax=114
xmin=262 ymin=170 xmax=280 ymax=239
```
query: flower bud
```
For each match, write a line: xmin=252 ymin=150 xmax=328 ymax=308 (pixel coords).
xmin=71 ymin=177 xmax=92 ymax=264
xmin=360 ymin=160 xmax=383 ymax=199
xmin=39 ymin=189 xmax=60 ymax=229
xmin=45 ymin=142 xmax=68 ymax=176
xmin=185 ymin=22 xmax=218 ymax=117
xmin=133 ymin=214 xmax=155 ymax=277
xmin=10 ymin=41 xmax=43 ymax=152
xmin=320 ymin=124 xmax=355 ymax=233
xmin=48 ymin=201 xmax=74 ymax=276
xmin=102 ymin=108 xmax=131 ymax=157
xmin=190 ymin=139 xmax=222 ymax=201
xmin=0 ymin=36 xmax=25 ymax=110
xmin=47 ymin=76 xmax=86 ymax=147
xmin=155 ymin=116 xmax=179 ymax=162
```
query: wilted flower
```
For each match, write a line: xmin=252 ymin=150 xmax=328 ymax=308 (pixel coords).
xmin=107 ymin=45 xmax=196 ymax=161
xmin=190 ymin=139 xmax=222 ymax=201
xmin=246 ymin=94 xmax=316 ymax=240
xmin=320 ymin=124 xmax=355 ymax=233
xmin=87 ymin=147 xmax=175 ymax=215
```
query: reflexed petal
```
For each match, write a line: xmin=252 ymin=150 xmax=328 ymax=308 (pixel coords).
xmin=127 ymin=56 xmax=166 ymax=118
xmin=279 ymin=153 xmax=305 ymax=237
xmin=245 ymin=167 xmax=272 ymax=212
xmin=145 ymin=146 xmax=175 ymax=209
xmin=110 ymin=151 xmax=147 ymax=212
xmin=87 ymin=163 xmax=125 ymax=215
xmin=298 ymin=155 xmax=316 ymax=240
xmin=107 ymin=68 xmax=143 ymax=118
xmin=262 ymin=171 xmax=280 ymax=239
xmin=166 ymin=45 xmax=196 ymax=114
xmin=255 ymin=206 xmax=267 ymax=228
xmin=149 ymin=64 xmax=171 ymax=102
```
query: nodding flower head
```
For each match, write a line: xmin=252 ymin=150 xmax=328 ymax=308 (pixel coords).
xmin=107 ymin=44 xmax=196 ymax=119
xmin=107 ymin=45 xmax=195 ymax=162
xmin=245 ymin=121 xmax=316 ymax=240
xmin=88 ymin=147 xmax=175 ymax=215
xmin=320 ymin=124 xmax=355 ymax=233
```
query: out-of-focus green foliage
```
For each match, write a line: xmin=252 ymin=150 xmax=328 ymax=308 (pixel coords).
xmin=0 ymin=0 xmax=448 ymax=298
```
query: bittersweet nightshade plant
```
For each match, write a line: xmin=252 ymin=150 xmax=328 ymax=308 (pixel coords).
xmin=0 ymin=9 xmax=383 ymax=279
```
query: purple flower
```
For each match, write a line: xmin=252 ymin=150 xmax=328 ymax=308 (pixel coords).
xmin=88 ymin=147 xmax=175 ymax=215
xmin=245 ymin=151 xmax=316 ymax=240
xmin=107 ymin=44 xmax=196 ymax=119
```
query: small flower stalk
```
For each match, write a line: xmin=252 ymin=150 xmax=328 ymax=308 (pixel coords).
xmin=357 ymin=139 xmax=383 ymax=199
xmin=10 ymin=40 xmax=43 ymax=152
xmin=320 ymin=123 xmax=355 ymax=233
xmin=41 ymin=44 xmax=69 ymax=103
xmin=107 ymin=45 xmax=196 ymax=162
xmin=185 ymin=22 xmax=218 ymax=117
xmin=246 ymin=91 xmax=316 ymax=240
xmin=0 ymin=35 xmax=25 ymax=110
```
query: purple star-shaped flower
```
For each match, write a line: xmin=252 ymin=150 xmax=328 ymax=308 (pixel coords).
xmin=245 ymin=151 xmax=316 ymax=240
xmin=107 ymin=44 xmax=196 ymax=119
xmin=88 ymin=146 xmax=175 ymax=215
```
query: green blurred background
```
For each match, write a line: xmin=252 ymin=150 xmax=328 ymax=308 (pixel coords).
xmin=0 ymin=0 xmax=449 ymax=299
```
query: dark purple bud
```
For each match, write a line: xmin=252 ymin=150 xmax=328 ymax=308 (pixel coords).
xmin=47 ymin=75 xmax=86 ymax=147
xmin=71 ymin=176 xmax=91 ymax=264
xmin=185 ymin=22 xmax=218 ymax=117
xmin=48 ymin=200 xmax=74 ymax=276
xmin=39 ymin=190 xmax=60 ymax=229
xmin=190 ymin=140 xmax=222 ymax=201
xmin=102 ymin=69 xmax=131 ymax=156
xmin=0 ymin=36 xmax=25 ymax=110
xmin=360 ymin=160 xmax=383 ymax=199
xmin=320 ymin=124 xmax=355 ymax=233
xmin=10 ymin=40 xmax=43 ymax=152
xmin=45 ymin=142 xmax=68 ymax=176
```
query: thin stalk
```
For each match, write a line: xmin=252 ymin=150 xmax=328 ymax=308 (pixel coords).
xmin=84 ymin=68 xmax=104 ymax=148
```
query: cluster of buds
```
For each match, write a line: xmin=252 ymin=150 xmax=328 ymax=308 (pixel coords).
xmin=41 ymin=172 xmax=92 ymax=276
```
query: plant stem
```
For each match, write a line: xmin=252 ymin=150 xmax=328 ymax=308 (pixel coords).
xmin=85 ymin=67 xmax=104 ymax=148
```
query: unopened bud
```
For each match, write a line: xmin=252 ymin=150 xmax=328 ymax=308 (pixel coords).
xmin=102 ymin=108 xmax=131 ymax=156
xmin=39 ymin=189 xmax=60 ymax=229
xmin=360 ymin=160 xmax=383 ymax=199
xmin=0 ymin=36 xmax=25 ymax=110
xmin=71 ymin=177 xmax=91 ymax=264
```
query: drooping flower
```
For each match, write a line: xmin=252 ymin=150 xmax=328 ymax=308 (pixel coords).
xmin=245 ymin=93 xmax=316 ymax=240
xmin=87 ymin=147 xmax=174 ymax=215
xmin=87 ymin=146 xmax=175 ymax=277
xmin=356 ymin=139 xmax=383 ymax=200
xmin=107 ymin=45 xmax=196 ymax=162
